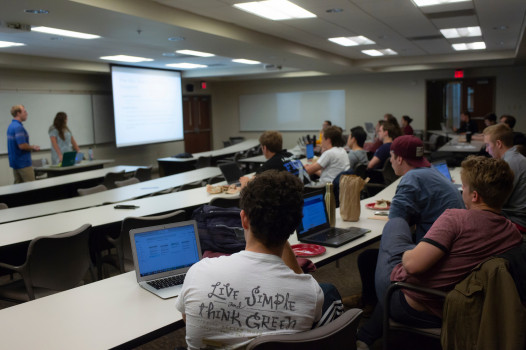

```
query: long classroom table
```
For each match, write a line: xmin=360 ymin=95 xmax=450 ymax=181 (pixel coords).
xmin=0 ymin=165 xmax=141 ymax=207
xmin=34 ymin=159 xmax=114 ymax=177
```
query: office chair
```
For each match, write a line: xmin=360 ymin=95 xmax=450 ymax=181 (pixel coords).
xmin=99 ymin=210 xmax=187 ymax=278
xmin=134 ymin=166 xmax=152 ymax=182
xmin=115 ymin=177 xmax=140 ymax=188
xmin=365 ymin=158 xmax=399 ymax=198
xmin=103 ymin=170 xmax=127 ymax=189
xmin=246 ymin=308 xmax=362 ymax=350
xmin=0 ymin=224 xmax=92 ymax=302
xmin=195 ymin=156 xmax=212 ymax=169
xmin=0 ymin=203 xmax=8 ymax=210
xmin=77 ymin=184 xmax=108 ymax=196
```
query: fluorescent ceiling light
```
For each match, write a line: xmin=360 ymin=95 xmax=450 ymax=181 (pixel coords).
xmin=412 ymin=0 xmax=470 ymax=7
xmin=440 ymin=26 xmax=481 ymax=38
xmin=234 ymin=0 xmax=316 ymax=20
xmin=362 ymin=49 xmax=398 ymax=56
xmin=329 ymin=36 xmax=375 ymax=46
xmin=32 ymin=26 xmax=100 ymax=39
xmin=176 ymin=49 xmax=214 ymax=57
xmin=0 ymin=41 xmax=25 ymax=48
xmin=452 ymin=42 xmax=486 ymax=50
xmin=166 ymin=63 xmax=207 ymax=69
xmin=232 ymin=58 xmax=261 ymax=64
xmin=100 ymin=55 xmax=153 ymax=63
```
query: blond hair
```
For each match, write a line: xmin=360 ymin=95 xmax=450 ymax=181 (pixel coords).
xmin=483 ymin=124 xmax=513 ymax=147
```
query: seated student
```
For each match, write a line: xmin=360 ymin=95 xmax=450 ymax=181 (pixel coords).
xmin=347 ymin=126 xmax=369 ymax=170
xmin=454 ymin=110 xmax=478 ymax=134
xmin=316 ymin=120 xmax=331 ymax=146
xmin=401 ymin=115 xmax=414 ymax=135
xmin=483 ymin=124 xmax=526 ymax=232
xmin=367 ymin=121 xmax=396 ymax=170
xmin=304 ymin=126 xmax=350 ymax=183
xmin=356 ymin=156 xmax=523 ymax=349
xmin=240 ymin=131 xmax=310 ymax=187
xmin=500 ymin=114 xmax=526 ymax=147
xmin=176 ymin=171 xmax=343 ymax=349
xmin=363 ymin=120 xmax=384 ymax=154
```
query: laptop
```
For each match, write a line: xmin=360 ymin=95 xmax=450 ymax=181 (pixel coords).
xmin=61 ymin=151 xmax=77 ymax=167
xmin=219 ymin=162 xmax=243 ymax=185
xmin=75 ymin=152 xmax=84 ymax=164
xmin=306 ymin=143 xmax=314 ymax=160
xmin=432 ymin=161 xmax=462 ymax=189
xmin=129 ymin=220 xmax=203 ymax=299
xmin=364 ymin=122 xmax=375 ymax=134
xmin=296 ymin=191 xmax=370 ymax=247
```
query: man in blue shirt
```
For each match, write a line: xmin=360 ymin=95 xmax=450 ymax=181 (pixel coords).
xmin=7 ymin=105 xmax=40 ymax=183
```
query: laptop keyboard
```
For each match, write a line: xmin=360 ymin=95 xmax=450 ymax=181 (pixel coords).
xmin=310 ymin=228 xmax=364 ymax=242
xmin=147 ymin=274 xmax=186 ymax=290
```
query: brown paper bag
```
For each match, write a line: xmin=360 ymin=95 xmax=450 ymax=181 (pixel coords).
xmin=339 ymin=174 xmax=368 ymax=221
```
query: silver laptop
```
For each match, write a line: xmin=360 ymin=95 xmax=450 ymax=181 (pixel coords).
xmin=129 ymin=220 xmax=202 ymax=299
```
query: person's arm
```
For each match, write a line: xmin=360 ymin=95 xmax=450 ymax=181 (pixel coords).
xmin=71 ymin=135 xmax=80 ymax=152
xmin=367 ymin=156 xmax=380 ymax=169
xmin=281 ymin=241 xmax=303 ymax=274
xmin=18 ymin=143 xmax=40 ymax=152
xmin=304 ymin=162 xmax=322 ymax=175
xmin=402 ymin=241 xmax=445 ymax=275
xmin=50 ymin=136 xmax=62 ymax=161
xmin=182 ymin=314 xmax=186 ymax=323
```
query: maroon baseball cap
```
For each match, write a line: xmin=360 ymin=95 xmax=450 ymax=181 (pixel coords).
xmin=390 ymin=135 xmax=431 ymax=168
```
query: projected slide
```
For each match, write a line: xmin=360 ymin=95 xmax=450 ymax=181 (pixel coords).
xmin=111 ymin=65 xmax=184 ymax=147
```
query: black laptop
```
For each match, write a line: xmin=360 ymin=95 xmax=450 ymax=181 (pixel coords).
xmin=296 ymin=191 xmax=370 ymax=247
xmin=219 ymin=162 xmax=243 ymax=185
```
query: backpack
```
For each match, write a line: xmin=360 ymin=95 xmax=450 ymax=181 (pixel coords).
xmin=191 ymin=205 xmax=245 ymax=254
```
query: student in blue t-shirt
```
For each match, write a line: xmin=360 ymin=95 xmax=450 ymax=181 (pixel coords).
xmin=6 ymin=105 xmax=40 ymax=183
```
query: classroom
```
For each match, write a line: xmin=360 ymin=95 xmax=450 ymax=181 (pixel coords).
xmin=0 ymin=0 xmax=525 ymax=349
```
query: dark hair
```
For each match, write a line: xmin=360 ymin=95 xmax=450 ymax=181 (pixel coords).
xmin=324 ymin=120 xmax=332 ymax=126
xmin=402 ymin=115 xmax=413 ymax=124
xmin=501 ymin=115 xmax=516 ymax=129
xmin=383 ymin=115 xmax=402 ymax=138
xmin=323 ymin=126 xmax=345 ymax=147
xmin=380 ymin=121 xmax=398 ymax=140
xmin=350 ymin=126 xmax=367 ymax=147
xmin=462 ymin=111 xmax=472 ymax=119
xmin=240 ymin=170 xmax=304 ymax=247
xmin=52 ymin=112 xmax=70 ymax=140
xmin=461 ymin=156 xmax=514 ymax=210
xmin=484 ymin=113 xmax=497 ymax=124
xmin=259 ymin=131 xmax=283 ymax=153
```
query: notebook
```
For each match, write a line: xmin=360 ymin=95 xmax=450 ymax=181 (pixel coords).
xmin=306 ymin=143 xmax=314 ymax=159
xmin=219 ymin=162 xmax=243 ymax=185
xmin=61 ymin=151 xmax=77 ymax=167
xmin=296 ymin=191 xmax=370 ymax=247
xmin=432 ymin=161 xmax=462 ymax=189
xmin=129 ymin=220 xmax=202 ymax=299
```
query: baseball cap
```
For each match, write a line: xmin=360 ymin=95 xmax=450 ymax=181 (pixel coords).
xmin=390 ymin=135 xmax=431 ymax=168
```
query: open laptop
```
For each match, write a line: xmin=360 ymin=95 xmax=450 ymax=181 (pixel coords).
xmin=440 ymin=122 xmax=454 ymax=133
xmin=61 ymin=151 xmax=77 ymax=167
xmin=129 ymin=220 xmax=202 ymax=299
xmin=75 ymin=152 xmax=84 ymax=164
xmin=306 ymin=143 xmax=314 ymax=160
xmin=296 ymin=191 xmax=370 ymax=247
xmin=432 ymin=161 xmax=462 ymax=189
xmin=219 ymin=162 xmax=243 ymax=185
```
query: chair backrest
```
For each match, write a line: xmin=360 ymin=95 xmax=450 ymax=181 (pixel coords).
xmin=223 ymin=140 xmax=232 ymax=148
xmin=26 ymin=224 xmax=92 ymax=298
xmin=209 ymin=196 xmax=240 ymax=208
xmin=103 ymin=170 xmax=127 ymax=189
xmin=354 ymin=164 xmax=367 ymax=179
xmin=196 ymin=156 xmax=212 ymax=169
xmin=120 ymin=210 xmax=187 ymax=261
xmin=0 ymin=203 xmax=8 ymax=210
xmin=77 ymin=184 xmax=108 ymax=196
xmin=229 ymin=136 xmax=245 ymax=145
xmin=134 ymin=166 xmax=152 ymax=182
xmin=381 ymin=157 xmax=398 ymax=185
xmin=246 ymin=308 xmax=362 ymax=350
xmin=207 ymin=174 xmax=226 ymax=185
xmin=115 ymin=177 xmax=140 ymax=188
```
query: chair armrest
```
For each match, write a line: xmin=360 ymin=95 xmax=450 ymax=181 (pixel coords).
xmin=0 ymin=261 xmax=22 ymax=273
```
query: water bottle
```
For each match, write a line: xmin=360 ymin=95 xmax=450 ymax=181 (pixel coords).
xmin=88 ymin=148 xmax=93 ymax=161
xmin=325 ymin=182 xmax=336 ymax=227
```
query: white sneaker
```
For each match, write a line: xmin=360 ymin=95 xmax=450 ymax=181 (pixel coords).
xmin=356 ymin=340 xmax=370 ymax=350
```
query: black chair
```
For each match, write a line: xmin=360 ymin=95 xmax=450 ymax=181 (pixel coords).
xmin=77 ymin=184 xmax=108 ymax=196
xmin=103 ymin=170 xmax=127 ymax=189
xmin=114 ymin=177 xmax=140 ymax=188
xmin=209 ymin=196 xmax=240 ymax=208
xmin=229 ymin=136 xmax=245 ymax=145
xmin=195 ymin=156 xmax=212 ymax=169
xmin=134 ymin=166 xmax=152 ymax=182
xmin=365 ymin=158 xmax=399 ymax=197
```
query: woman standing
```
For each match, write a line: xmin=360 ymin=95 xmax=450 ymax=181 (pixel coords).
xmin=49 ymin=112 xmax=80 ymax=164
xmin=401 ymin=115 xmax=414 ymax=135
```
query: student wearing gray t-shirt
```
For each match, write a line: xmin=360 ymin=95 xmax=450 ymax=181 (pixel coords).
xmin=347 ymin=126 xmax=369 ymax=170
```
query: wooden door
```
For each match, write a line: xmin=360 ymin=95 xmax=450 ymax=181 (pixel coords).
xmin=461 ymin=78 xmax=495 ymax=132
xmin=183 ymin=96 xmax=212 ymax=153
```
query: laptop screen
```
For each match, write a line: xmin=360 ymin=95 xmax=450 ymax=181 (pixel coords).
xmin=306 ymin=143 xmax=314 ymax=159
xmin=364 ymin=122 xmax=375 ymax=134
xmin=432 ymin=162 xmax=452 ymax=181
xmin=134 ymin=223 xmax=200 ymax=277
xmin=219 ymin=162 xmax=242 ymax=185
xmin=297 ymin=193 xmax=328 ymax=236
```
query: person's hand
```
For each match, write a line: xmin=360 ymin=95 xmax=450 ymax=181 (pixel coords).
xmin=59 ymin=154 xmax=63 ymax=162
xmin=32 ymin=145 xmax=40 ymax=151
xmin=239 ymin=176 xmax=251 ymax=188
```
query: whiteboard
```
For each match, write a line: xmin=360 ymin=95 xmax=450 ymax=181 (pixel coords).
xmin=239 ymin=90 xmax=345 ymax=131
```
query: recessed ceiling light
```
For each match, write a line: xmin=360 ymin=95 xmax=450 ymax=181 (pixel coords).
xmin=412 ymin=0 xmax=470 ymax=7
xmin=162 ymin=52 xmax=176 ymax=57
xmin=329 ymin=36 xmax=375 ymax=46
xmin=24 ymin=9 xmax=49 ymax=14
xmin=362 ymin=49 xmax=398 ymax=56
xmin=100 ymin=55 xmax=153 ymax=63
xmin=492 ymin=25 xmax=508 ymax=31
xmin=440 ymin=26 xmax=481 ymax=38
xmin=168 ymin=36 xmax=185 ymax=42
xmin=326 ymin=8 xmax=343 ymax=13
xmin=234 ymin=0 xmax=316 ymax=20
xmin=232 ymin=59 xmax=261 ymax=64
xmin=176 ymin=49 xmax=214 ymax=57
xmin=50 ymin=37 xmax=64 ymax=41
xmin=452 ymin=41 xmax=486 ymax=50
xmin=166 ymin=63 xmax=207 ymax=69
xmin=0 ymin=41 xmax=26 ymax=48
xmin=32 ymin=26 xmax=100 ymax=39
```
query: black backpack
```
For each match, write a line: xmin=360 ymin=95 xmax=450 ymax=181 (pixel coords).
xmin=191 ymin=205 xmax=245 ymax=254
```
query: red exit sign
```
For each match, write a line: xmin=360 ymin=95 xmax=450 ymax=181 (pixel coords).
xmin=454 ymin=70 xmax=464 ymax=78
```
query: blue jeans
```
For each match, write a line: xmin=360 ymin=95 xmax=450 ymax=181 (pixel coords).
xmin=357 ymin=218 xmax=441 ymax=345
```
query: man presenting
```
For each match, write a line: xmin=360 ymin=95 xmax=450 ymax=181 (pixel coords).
xmin=7 ymin=105 xmax=40 ymax=183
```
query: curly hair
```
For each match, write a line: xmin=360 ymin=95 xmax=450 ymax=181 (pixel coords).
xmin=259 ymin=131 xmax=283 ymax=153
xmin=239 ymin=170 xmax=304 ymax=247
xmin=461 ymin=155 xmax=514 ymax=210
